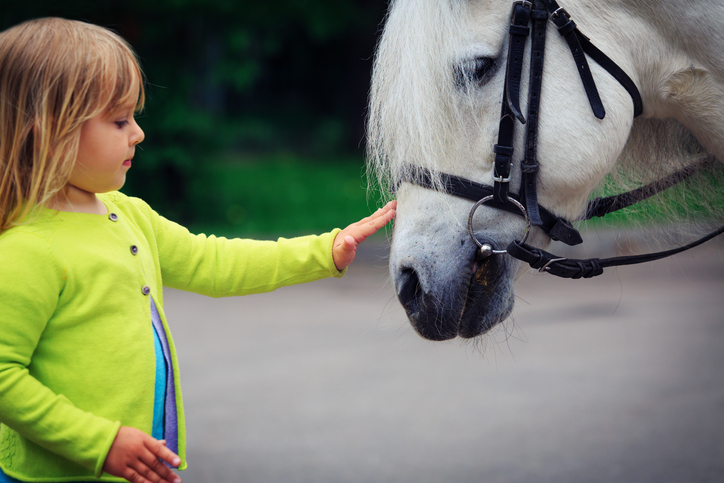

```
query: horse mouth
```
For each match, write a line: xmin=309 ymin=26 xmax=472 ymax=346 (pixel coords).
xmin=397 ymin=252 xmax=513 ymax=341
xmin=457 ymin=256 xmax=513 ymax=338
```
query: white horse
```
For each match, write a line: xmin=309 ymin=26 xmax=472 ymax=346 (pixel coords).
xmin=367 ymin=0 xmax=724 ymax=340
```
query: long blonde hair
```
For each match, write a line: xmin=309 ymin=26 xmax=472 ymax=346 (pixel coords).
xmin=0 ymin=17 xmax=145 ymax=233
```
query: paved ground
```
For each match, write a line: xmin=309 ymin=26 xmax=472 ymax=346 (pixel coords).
xmin=164 ymin=230 xmax=724 ymax=483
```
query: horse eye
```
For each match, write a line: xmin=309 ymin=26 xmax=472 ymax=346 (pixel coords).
xmin=455 ymin=57 xmax=498 ymax=88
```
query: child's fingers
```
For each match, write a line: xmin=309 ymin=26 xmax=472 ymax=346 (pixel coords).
xmin=332 ymin=201 xmax=395 ymax=270
xmin=144 ymin=438 xmax=182 ymax=468
xmin=357 ymin=207 xmax=396 ymax=237
xmin=125 ymin=460 xmax=177 ymax=483
xmin=121 ymin=465 xmax=155 ymax=483
xmin=139 ymin=438 xmax=182 ymax=483
xmin=353 ymin=201 xmax=396 ymax=226
xmin=369 ymin=201 xmax=396 ymax=221
xmin=138 ymin=451 xmax=181 ymax=483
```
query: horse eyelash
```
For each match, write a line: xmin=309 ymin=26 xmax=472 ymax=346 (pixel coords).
xmin=454 ymin=57 xmax=499 ymax=89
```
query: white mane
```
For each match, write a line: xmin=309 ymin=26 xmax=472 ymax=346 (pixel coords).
xmin=366 ymin=0 xmax=475 ymax=195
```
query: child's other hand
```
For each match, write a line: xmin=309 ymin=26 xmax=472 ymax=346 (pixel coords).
xmin=103 ymin=426 xmax=182 ymax=483
xmin=333 ymin=201 xmax=396 ymax=270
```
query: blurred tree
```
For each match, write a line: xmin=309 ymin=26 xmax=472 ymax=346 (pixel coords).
xmin=1 ymin=0 xmax=387 ymax=226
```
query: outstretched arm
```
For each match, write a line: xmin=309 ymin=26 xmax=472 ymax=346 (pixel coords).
xmin=332 ymin=201 xmax=396 ymax=271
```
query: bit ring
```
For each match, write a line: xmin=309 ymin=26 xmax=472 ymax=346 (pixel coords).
xmin=467 ymin=195 xmax=531 ymax=257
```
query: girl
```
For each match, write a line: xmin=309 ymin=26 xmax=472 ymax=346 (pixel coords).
xmin=0 ymin=17 xmax=395 ymax=483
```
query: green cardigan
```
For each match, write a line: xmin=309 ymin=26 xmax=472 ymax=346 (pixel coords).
xmin=0 ymin=191 xmax=343 ymax=481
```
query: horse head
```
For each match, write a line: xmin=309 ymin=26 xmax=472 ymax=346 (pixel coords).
xmin=367 ymin=0 xmax=724 ymax=340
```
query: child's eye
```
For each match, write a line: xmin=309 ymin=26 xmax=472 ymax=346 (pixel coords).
xmin=115 ymin=120 xmax=129 ymax=128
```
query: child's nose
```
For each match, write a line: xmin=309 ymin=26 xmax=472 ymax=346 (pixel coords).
xmin=132 ymin=124 xmax=145 ymax=145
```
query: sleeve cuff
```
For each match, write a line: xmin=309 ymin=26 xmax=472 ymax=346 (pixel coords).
xmin=326 ymin=228 xmax=347 ymax=279
xmin=94 ymin=420 xmax=122 ymax=478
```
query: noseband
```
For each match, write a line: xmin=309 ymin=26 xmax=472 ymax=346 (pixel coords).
xmin=400 ymin=0 xmax=724 ymax=279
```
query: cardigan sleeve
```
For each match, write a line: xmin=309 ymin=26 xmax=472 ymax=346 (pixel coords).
xmin=144 ymin=202 xmax=346 ymax=297
xmin=0 ymin=231 xmax=121 ymax=475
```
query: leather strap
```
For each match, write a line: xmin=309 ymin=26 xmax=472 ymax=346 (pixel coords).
xmin=403 ymin=165 xmax=584 ymax=245
xmin=493 ymin=139 xmax=513 ymax=203
xmin=548 ymin=7 xmax=606 ymax=119
xmin=508 ymin=224 xmax=724 ymax=279
xmin=541 ymin=0 xmax=643 ymax=118
xmin=583 ymin=158 xmax=712 ymax=220
xmin=577 ymin=34 xmax=644 ymax=117
xmin=396 ymin=156 xmax=708 ymax=248
xmin=520 ymin=0 xmax=549 ymax=228
xmin=494 ymin=3 xmax=533 ymax=204
xmin=505 ymin=3 xmax=532 ymax=123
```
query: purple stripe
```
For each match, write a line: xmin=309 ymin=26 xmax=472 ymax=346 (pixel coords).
xmin=150 ymin=298 xmax=178 ymax=454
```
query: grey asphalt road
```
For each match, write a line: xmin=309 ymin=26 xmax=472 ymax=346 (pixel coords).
xmin=165 ymin=230 xmax=724 ymax=483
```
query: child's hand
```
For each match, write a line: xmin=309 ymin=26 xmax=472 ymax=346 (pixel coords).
xmin=333 ymin=201 xmax=396 ymax=270
xmin=103 ymin=426 xmax=182 ymax=483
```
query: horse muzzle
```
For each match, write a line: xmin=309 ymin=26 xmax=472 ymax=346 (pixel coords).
xmin=392 ymin=233 xmax=516 ymax=340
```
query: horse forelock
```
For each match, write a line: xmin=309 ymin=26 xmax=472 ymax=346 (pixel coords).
xmin=367 ymin=0 xmax=474 ymax=196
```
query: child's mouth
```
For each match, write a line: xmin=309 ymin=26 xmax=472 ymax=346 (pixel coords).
xmin=123 ymin=160 xmax=132 ymax=166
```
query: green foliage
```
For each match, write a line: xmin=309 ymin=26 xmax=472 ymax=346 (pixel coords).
xmin=183 ymin=153 xmax=380 ymax=238
xmin=581 ymin=165 xmax=724 ymax=232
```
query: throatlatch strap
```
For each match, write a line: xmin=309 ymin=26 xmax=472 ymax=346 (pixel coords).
xmin=583 ymin=159 xmax=711 ymax=220
xmin=540 ymin=0 xmax=643 ymax=118
xmin=549 ymin=8 xmax=606 ymax=119
xmin=578 ymin=34 xmax=643 ymax=117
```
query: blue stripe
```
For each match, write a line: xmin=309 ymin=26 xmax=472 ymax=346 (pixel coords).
xmin=149 ymin=298 xmax=178 ymax=454
xmin=152 ymin=321 xmax=167 ymax=441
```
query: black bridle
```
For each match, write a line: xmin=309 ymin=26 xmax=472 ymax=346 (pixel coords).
xmin=399 ymin=0 xmax=723 ymax=279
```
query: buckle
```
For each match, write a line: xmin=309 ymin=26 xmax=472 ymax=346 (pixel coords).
xmin=539 ymin=257 xmax=567 ymax=272
xmin=551 ymin=6 xmax=569 ymax=19
xmin=511 ymin=1 xmax=533 ymax=22
xmin=493 ymin=167 xmax=512 ymax=183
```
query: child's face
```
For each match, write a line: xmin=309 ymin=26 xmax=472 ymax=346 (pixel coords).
xmin=69 ymin=96 xmax=145 ymax=195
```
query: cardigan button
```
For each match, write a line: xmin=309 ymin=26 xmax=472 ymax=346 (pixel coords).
xmin=130 ymin=245 xmax=139 ymax=255
xmin=108 ymin=213 xmax=119 ymax=222
xmin=141 ymin=285 xmax=151 ymax=296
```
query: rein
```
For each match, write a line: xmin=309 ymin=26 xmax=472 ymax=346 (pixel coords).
xmin=399 ymin=0 xmax=723 ymax=279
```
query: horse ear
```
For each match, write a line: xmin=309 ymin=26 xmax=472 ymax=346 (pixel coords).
xmin=661 ymin=67 xmax=711 ymax=101
xmin=661 ymin=67 xmax=724 ymax=162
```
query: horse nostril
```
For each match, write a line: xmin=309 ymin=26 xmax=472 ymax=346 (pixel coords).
xmin=397 ymin=265 xmax=458 ymax=341
xmin=398 ymin=267 xmax=422 ymax=311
